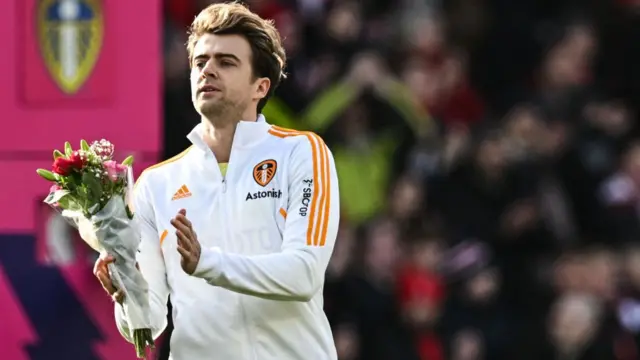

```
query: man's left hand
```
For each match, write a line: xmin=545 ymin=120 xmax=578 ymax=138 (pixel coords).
xmin=171 ymin=209 xmax=201 ymax=275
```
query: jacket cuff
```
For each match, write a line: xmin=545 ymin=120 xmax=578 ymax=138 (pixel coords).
xmin=193 ymin=246 xmax=222 ymax=283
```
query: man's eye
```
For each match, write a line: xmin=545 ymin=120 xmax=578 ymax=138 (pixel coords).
xmin=221 ymin=61 xmax=234 ymax=67
xmin=195 ymin=62 xmax=205 ymax=68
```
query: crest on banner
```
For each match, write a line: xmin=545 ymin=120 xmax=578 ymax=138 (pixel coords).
xmin=37 ymin=0 xmax=103 ymax=94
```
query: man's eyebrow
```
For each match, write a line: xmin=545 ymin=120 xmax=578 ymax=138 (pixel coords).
xmin=193 ymin=54 xmax=209 ymax=62
xmin=214 ymin=53 xmax=241 ymax=62
xmin=193 ymin=53 xmax=241 ymax=63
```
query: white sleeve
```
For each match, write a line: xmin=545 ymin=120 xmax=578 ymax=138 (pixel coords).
xmin=115 ymin=174 xmax=170 ymax=341
xmin=193 ymin=134 xmax=340 ymax=301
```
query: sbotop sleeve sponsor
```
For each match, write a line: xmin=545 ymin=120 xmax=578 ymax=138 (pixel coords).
xmin=299 ymin=179 xmax=313 ymax=216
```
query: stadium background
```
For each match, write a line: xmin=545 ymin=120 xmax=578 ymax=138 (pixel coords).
xmin=1 ymin=0 xmax=640 ymax=359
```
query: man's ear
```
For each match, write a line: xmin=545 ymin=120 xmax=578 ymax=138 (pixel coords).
xmin=254 ymin=77 xmax=271 ymax=101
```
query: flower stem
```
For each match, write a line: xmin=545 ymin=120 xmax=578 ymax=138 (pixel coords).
xmin=133 ymin=328 xmax=155 ymax=359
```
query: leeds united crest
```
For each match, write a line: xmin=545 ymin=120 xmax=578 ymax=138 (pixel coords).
xmin=37 ymin=0 xmax=103 ymax=94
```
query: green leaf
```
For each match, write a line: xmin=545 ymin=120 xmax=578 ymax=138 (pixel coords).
xmin=43 ymin=189 xmax=69 ymax=205
xmin=82 ymin=171 xmax=103 ymax=206
xmin=37 ymin=168 xmax=57 ymax=181
xmin=74 ymin=185 xmax=89 ymax=210
xmin=75 ymin=184 xmax=87 ymax=198
xmin=53 ymin=150 xmax=64 ymax=159
xmin=65 ymin=180 xmax=77 ymax=192
xmin=57 ymin=195 xmax=82 ymax=212
xmin=56 ymin=196 xmax=70 ymax=209
xmin=126 ymin=205 xmax=135 ymax=219
xmin=80 ymin=139 xmax=90 ymax=151
xmin=121 ymin=155 xmax=134 ymax=166
xmin=64 ymin=142 xmax=73 ymax=156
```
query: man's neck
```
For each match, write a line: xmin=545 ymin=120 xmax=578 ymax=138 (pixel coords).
xmin=201 ymin=111 xmax=258 ymax=163
xmin=202 ymin=119 xmax=235 ymax=162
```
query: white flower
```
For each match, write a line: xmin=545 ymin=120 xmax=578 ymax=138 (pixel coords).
xmin=90 ymin=139 xmax=115 ymax=160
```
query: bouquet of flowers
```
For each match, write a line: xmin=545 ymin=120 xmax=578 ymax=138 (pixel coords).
xmin=36 ymin=140 xmax=154 ymax=358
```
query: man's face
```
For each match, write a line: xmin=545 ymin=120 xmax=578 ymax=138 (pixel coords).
xmin=190 ymin=33 xmax=269 ymax=120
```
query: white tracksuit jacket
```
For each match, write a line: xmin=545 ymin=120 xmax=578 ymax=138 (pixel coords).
xmin=115 ymin=115 xmax=340 ymax=360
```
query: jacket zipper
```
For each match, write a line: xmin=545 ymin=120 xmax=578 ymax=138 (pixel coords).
xmin=219 ymin=146 xmax=257 ymax=360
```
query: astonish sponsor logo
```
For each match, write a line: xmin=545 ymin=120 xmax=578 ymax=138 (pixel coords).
xmin=246 ymin=189 xmax=282 ymax=201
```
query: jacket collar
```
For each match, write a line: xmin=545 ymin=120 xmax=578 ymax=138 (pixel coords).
xmin=187 ymin=114 xmax=271 ymax=152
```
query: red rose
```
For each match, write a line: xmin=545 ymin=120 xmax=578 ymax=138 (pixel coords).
xmin=52 ymin=157 xmax=74 ymax=176
xmin=52 ymin=152 xmax=86 ymax=176
xmin=69 ymin=151 xmax=87 ymax=169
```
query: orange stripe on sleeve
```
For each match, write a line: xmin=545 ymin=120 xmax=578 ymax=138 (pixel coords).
xmin=268 ymin=126 xmax=330 ymax=247
xmin=318 ymin=136 xmax=331 ymax=247
xmin=304 ymin=134 xmax=322 ymax=246
xmin=267 ymin=129 xmax=287 ymax=139
xmin=133 ymin=146 xmax=194 ymax=192
xmin=159 ymin=229 xmax=168 ymax=246
xmin=310 ymin=133 xmax=328 ymax=246
xmin=279 ymin=207 xmax=287 ymax=219
xmin=131 ymin=147 xmax=194 ymax=212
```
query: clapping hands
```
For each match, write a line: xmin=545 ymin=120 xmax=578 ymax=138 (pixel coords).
xmin=171 ymin=209 xmax=201 ymax=275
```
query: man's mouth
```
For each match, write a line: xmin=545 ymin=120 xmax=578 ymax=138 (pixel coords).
xmin=199 ymin=85 xmax=220 ymax=93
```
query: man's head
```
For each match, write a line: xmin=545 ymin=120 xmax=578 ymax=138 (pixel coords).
xmin=187 ymin=3 xmax=286 ymax=122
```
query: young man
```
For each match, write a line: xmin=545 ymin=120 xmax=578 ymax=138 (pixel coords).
xmin=93 ymin=3 xmax=340 ymax=359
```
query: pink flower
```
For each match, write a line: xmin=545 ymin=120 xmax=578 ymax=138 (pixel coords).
xmin=49 ymin=184 xmax=62 ymax=207
xmin=117 ymin=163 xmax=128 ymax=173
xmin=104 ymin=160 xmax=128 ymax=181
xmin=104 ymin=160 xmax=118 ymax=181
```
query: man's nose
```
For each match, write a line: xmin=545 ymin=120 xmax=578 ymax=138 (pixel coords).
xmin=201 ymin=62 xmax=218 ymax=79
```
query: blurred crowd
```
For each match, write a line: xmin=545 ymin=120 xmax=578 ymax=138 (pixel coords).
xmin=159 ymin=0 xmax=640 ymax=359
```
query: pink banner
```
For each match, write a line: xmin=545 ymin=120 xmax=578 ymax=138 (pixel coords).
xmin=0 ymin=0 xmax=164 ymax=359
xmin=0 ymin=0 xmax=162 ymax=232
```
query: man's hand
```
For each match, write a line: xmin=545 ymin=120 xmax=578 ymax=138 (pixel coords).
xmin=93 ymin=253 xmax=125 ymax=304
xmin=171 ymin=209 xmax=201 ymax=275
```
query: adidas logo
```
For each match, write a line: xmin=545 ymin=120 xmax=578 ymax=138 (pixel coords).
xmin=172 ymin=185 xmax=192 ymax=201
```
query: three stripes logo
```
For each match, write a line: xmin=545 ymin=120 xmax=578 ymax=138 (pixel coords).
xmin=171 ymin=185 xmax=192 ymax=201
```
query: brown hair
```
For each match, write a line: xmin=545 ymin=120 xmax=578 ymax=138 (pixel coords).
xmin=187 ymin=2 xmax=286 ymax=112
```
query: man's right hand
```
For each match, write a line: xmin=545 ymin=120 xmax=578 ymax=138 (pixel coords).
xmin=93 ymin=253 xmax=125 ymax=304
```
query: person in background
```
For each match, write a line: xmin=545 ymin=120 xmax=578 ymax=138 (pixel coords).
xmin=397 ymin=227 xmax=446 ymax=360
xmin=440 ymin=240 xmax=514 ymax=360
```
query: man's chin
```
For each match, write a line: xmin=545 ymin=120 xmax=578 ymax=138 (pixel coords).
xmin=198 ymin=102 xmax=223 ymax=117
xmin=196 ymin=99 xmax=244 ymax=121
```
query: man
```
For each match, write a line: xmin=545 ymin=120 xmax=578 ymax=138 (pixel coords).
xmin=93 ymin=3 xmax=340 ymax=359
